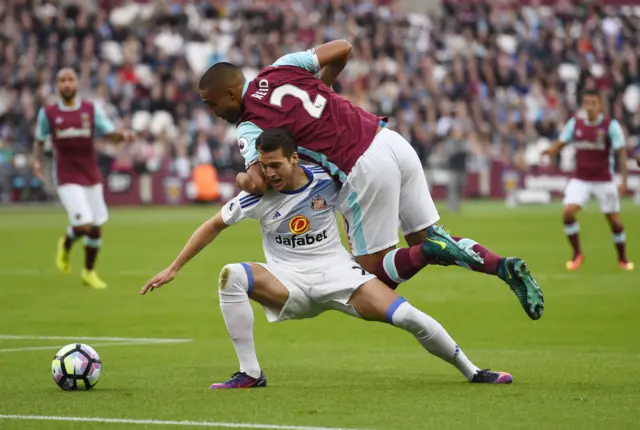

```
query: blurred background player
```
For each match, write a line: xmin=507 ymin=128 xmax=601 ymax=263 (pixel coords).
xmin=32 ymin=68 xmax=134 ymax=289
xmin=543 ymin=90 xmax=633 ymax=271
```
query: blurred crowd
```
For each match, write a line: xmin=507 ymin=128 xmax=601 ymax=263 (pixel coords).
xmin=1 ymin=0 xmax=640 ymax=202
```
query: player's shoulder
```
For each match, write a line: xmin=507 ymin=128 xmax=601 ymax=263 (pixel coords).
xmin=237 ymin=191 xmax=264 ymax=211
xmin=41 ymin=103 xmax=58 ymax=114
xmin=304 ymin=165 xmax=332 ymax=181
xmin=304 ymin=166 xmax=339 ymax=198
xmin=80 ymin=99 xmax=97 ymax=109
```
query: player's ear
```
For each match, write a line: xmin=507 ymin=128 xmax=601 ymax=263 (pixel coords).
xmin=291 ymin=152 xmax=299 ymax=164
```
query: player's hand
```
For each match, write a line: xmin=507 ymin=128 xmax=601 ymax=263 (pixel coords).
xmin=32 ymin=160 xmax=44 ymax=182
xmin=122 ymin=130 xmax=136 ymax=143
xmin=140 ymin=268 xmax=178 ymax=295
xmin=619 ymin=182 xmax=628 ymax=196
xmin=541 ymin=149 xmax=553 ymax=158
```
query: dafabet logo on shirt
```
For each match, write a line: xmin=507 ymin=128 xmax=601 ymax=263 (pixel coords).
xmin=289 ymin=215 xmax=310 ymax=235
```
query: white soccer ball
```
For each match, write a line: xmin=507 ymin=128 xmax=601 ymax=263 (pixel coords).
xmin=51 ymin=343 xmax=102 ymax=391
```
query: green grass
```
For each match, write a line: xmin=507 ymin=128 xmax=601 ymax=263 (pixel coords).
xmin=1 ymin=201 xmax=639 ymax=430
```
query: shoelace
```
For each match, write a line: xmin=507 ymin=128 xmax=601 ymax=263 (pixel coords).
xmin=475 ymin=369 xmax=498 ymax=382
xmin=224 ymin=372 xmax=251 ymax=386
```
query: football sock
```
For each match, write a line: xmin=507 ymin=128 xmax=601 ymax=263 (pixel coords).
xmin=218 ymin=263 xmax=262 ymax=379
xmin=376 ymin=246 xmax=428 ymax=289
xmin=84 ymin=227 xmax=102 ymax=271
xmin=448 ymin=236 xmax=501 ymax=275
xmin=64 ymin=226 xmax=85 ymax=252
xmin=387 ymin=298 xmax=480 ymax=381
xmin=611 ymin=223 xmax=628 ymax=262
xmin=563 ymin=218 xmax=581 ymax=259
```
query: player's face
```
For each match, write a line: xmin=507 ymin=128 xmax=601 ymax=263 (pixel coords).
xmin=200 ymin=87 xmax=242 ymax=124
xmin=57 ymin=72 xmax=78 ymax=102
xmin=258 ymin=149 xmax=298 ymax=192
xmin=582 ymin=95 xmax=601 ymax=120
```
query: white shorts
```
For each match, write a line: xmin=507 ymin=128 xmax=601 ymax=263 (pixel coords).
xmin=338 ymin=128 xmax=440 ymax=256
xmin=257 ymin=257 xmax=376 ymax=323
xmin=57 ymin=183 xmax=109 ymax=226
xmin=563 ymin=178 xmax=620 ymax=214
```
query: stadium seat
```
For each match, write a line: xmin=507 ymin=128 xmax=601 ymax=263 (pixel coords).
xmin=131 ymin=111 xmax=151 ymax=133
xmin=149 ymin=111 xmax=175 ymax=136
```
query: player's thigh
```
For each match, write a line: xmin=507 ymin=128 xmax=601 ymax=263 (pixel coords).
xmin=307 ymin=257 xmax=378 ymax=318
xmin=57 ymin=184 xmax=93 ymax=226
xmin=563 ymin=178 xmax=591 ymax=208
xmin=593 ymin=181 xmax=620 ymax=214
xmin=250 ymin=263 xmax=323 ymax=323
xmin=338 ymin=138 xmax=401 ymax=256
xmin=83 ymin=184 xmax=109 ymax=226
xmin=347 ymin=278 xmax=401 ymax=322
xmin=390 ymin=132 xmax=440 ymax=235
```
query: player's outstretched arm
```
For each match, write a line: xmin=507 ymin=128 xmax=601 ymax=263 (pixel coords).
xmin=140 ymin=211 xmax=230 ymax=295
xmin=542 ymin=140 xmax=565 ymax=158
xmin=617 ymin=148 xmax=629 ymax=195
xmin=31 ymin=140 xmax=45 ymax=182
xmin=32 ymin=107 xmax=50 ymax=181
xmin=104 ymin=130 xmax=136 ymax=143
xmin=237 ymin=163 xmax=269 ymax=194
xmin=315 ymin=39 xmax=353 ymax=88
xmin=543 ymin=117 xmax=575 ymax=158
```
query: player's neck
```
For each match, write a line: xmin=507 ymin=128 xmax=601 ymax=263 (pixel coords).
xmin=60 ymin=97 xmax=77 ymax=108
xmin=586 ymin=113 xmax=602 ymax=123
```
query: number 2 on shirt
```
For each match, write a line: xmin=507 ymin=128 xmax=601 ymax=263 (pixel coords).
xmin=270 ymin=84 xmax=327 ymax=119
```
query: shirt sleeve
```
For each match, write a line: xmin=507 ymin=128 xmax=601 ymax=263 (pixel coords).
xmin=608 ymin=119 xmax=626 ymax=150
xmin=236 ymin=121 xmax=263 ymax=168
xmin=558 ymin=117 xmax=576 ymax=144
xmin=221 ymin=192 xmax=263 ymax=225
xmin=94 ymin=103 xmax=116 ymax=136
xmin=272 ymin=49 xmax=321 ymax=74
xmin=34 ymin=108 xmax=50 ymax=141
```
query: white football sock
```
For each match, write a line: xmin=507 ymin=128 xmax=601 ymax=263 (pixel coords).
xmin=389 ymin=299 xmax=479 ymax=380
xmin=218 ymin=263 xmax=261 ymax=379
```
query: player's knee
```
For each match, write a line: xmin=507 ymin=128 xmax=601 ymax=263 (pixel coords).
xmin=218 ymin=263 xmax=254 ymax=296
xmin=355 ymin=248 xmax=391 ymax=273
xmin=73 ymin=224 xmax=92 ymax=236
xmin=88 ymin=226 xmax=101 ymax=239
xmin=563 ymin=206 xmax=578 ymax=222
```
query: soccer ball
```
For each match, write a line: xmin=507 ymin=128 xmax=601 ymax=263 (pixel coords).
xmin=51 ymin=343 xmax=102 ymax=390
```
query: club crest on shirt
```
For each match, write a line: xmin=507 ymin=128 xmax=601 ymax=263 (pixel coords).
xmin=81 ymin=112 xmax=91 ymax=129
xmin=310 ymin=195 xmax=328 ymax=211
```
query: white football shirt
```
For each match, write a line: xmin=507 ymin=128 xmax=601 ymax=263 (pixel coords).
xmin=221 ymin=165 xmax=351 ymax=270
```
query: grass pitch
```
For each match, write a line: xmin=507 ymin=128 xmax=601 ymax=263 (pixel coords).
xmin=1 ymin=201 xmax=639 ymax=430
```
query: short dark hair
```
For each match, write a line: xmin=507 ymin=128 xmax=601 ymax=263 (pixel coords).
xmin=582 ymin=89 xmax=600 ymax=99
xmin=256 ymin=128 xmax=297 ymax=158
xmin=198 ymin=62 xmax=243 ymax=90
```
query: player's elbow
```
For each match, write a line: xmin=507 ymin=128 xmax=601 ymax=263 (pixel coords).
xmin=237 ymin=170 xmax=269 ymax=194
xmin=336 ymin=39 xmax=352 ymax=57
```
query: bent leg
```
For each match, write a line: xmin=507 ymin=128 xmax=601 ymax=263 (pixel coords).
xmin=217 ymin=263 xmax=289 ymax=382
xmin=347 ymin=279 xmax=495 ymax=382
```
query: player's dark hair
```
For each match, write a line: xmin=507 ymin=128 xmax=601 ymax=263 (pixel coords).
xmin=582 ymin=89 xmax=600 ymax=99
xmin=256 ymin=128 xmax=297 ymax=158
xmin=198 ymin=62 xmax=243 ymax=90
